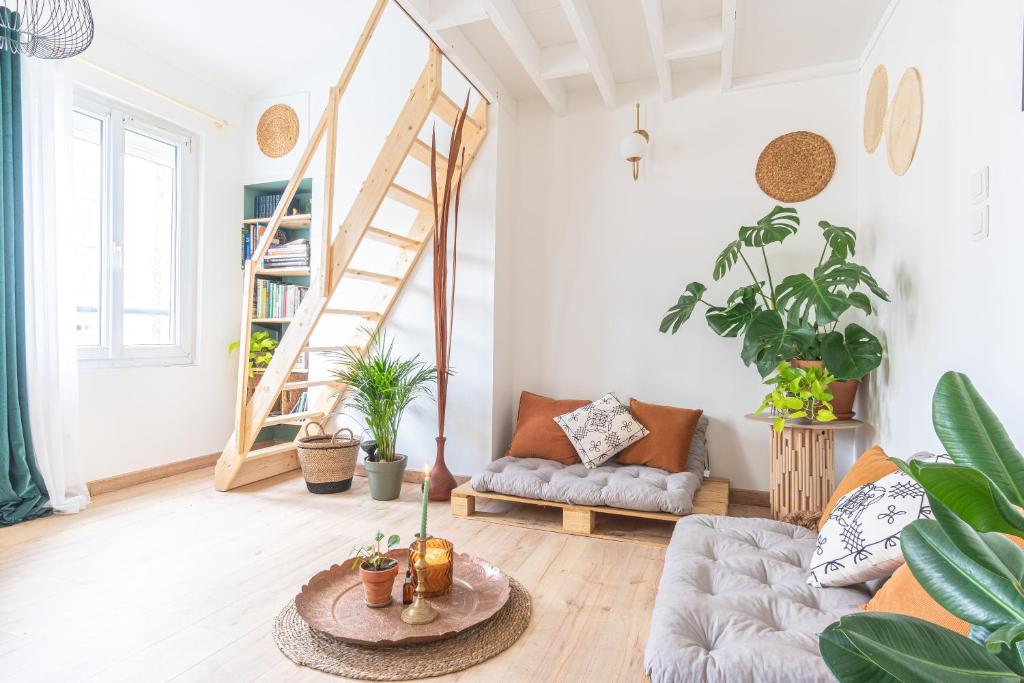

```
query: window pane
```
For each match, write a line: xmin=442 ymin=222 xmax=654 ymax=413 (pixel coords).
xmin=72 ymin=111 xmax=104 ymax=347
xmin=122 ymin=129 xmax=177 ymax=346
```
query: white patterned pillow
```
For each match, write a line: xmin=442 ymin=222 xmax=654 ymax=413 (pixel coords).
xmin=808 ymin=453 xmax=951 ymax=588
xmin=553 ymin=393 xmax=649 ymax=468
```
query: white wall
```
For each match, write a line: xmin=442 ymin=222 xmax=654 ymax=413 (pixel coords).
xmin=507 ymin=74 xmax=861 ymax=491
xmin=73 ymin=33 xmax=245 ymax=480
xmin=856 ymin=0 xmax=1024 ymax=454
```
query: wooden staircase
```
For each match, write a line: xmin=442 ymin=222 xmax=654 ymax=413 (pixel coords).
xmin=214 ymin=1 xmax=489 ymax=491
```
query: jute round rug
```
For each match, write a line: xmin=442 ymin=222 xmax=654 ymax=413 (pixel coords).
xmin=273 ymin=577 xmax=531 ymax=680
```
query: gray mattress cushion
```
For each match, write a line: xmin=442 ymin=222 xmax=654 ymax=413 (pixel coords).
xmin=470 ymin=456 xmax=702 ymax=515
xmin=645 ymin=515 xmax=870 ymax=683
xmin=686 ymin=414 xmax=709 ymax=476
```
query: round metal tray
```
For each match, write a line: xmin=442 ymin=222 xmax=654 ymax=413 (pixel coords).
xmin=295 ymin=549 xmax=511 ymax=646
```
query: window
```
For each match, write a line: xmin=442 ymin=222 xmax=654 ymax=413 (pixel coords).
xmin=72 ymin=94 xmax=196 ymax=366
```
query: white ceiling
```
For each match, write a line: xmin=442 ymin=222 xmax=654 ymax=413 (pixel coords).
xmin=87 ymin=0 xmax=894 ymax=109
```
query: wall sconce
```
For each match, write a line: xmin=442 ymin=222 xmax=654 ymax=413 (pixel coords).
xmin=620 ymin=102 xmax=649 ymax=181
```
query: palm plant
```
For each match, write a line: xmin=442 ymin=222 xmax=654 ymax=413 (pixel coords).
xmin=328 ymin=330 xmax=437 ymax=464
xmin=819 ymin=372 xmax=1024 ymax=680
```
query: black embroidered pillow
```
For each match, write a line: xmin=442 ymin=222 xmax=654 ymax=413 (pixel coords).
xmin=553 ymin=393 xmax=649 ymax=469
xmin=808 ymin=453 xmax=951 ymax=587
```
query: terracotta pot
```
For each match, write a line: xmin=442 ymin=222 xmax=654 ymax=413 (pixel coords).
xmin=788 ymin=359 xmax=860 ymax=420
xmin=359 ymin=562 xmax=399 ymax=608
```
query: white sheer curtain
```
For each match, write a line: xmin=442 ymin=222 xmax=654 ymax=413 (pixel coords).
xmin=21 ymin=58 xmax=89 ymax=514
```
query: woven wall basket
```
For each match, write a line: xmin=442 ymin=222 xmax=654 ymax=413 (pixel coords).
xmin=257 ymin=104 xmax=301 ymax=159
xmin=755 ymin=131 xmax=836 ymax=203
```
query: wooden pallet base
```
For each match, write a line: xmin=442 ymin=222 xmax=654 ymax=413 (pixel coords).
xmin=450 ymin=478 xmax=729 ymax=547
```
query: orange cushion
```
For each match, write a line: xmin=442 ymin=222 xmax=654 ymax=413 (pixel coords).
xmin=819 ymin=445 xmax=898 ymax=530
xmin=861 ymin=563 xmax=970 ymax=635
xmin=507 ymin=391 xmax=589 ymax=466
xmin=616 ymin=399 xmax=702 ymax=473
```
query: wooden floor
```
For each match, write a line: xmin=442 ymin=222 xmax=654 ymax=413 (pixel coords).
xmin=0 ymin=468 xmax=768 ymax=682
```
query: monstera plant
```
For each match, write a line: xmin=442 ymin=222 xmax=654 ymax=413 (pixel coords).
xmin=659 ymin=206 xmax=890 ymax=381
xmin=819 ymin=372 xmax=1024 ymax=681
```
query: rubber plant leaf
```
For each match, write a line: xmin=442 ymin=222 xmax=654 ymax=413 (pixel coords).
xmin=660 ymin=282 xmax=707 ymax=334
xmin=738 ymin=205 xmax=799 ymax=247
xmin=932 ymin=371 xmax=1024 ymax=507
xmin=971 ymin=626 xmax=1024 ymax=677
xmin=713 ymin=240 xmax=743 ymax=281
xmin=926 ymin=494 xmax=1024 ymax=580
xmin=902 ymin=520 xmax=1024 ymax=629
xmin=774 ymin=257 xmax=859 ymax=325
xmin=819 ymin=613 xmax=1018 ymax=683
xmin=819 ymin=220 xmax=857 ymax=260
xmin=821 ymin=323 xmax=883 ymax=380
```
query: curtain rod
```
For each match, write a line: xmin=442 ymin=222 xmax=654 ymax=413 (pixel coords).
xmin=75 ymin=56 xmax=231 ymax=128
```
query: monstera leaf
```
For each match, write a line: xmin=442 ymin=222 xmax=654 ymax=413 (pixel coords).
xmin=774 ymin=257 xmax=862 ymax=325
xmin=846 ymin=262 xmax=892 ymax=301
xmin=848 ymin=291 xmax=872 ymax=314
xmin=706 ymin=285 xmax=761 ymax=337
xmin=738 ymin=205 xmax=799 ymax=247
xmin=819 ymin=220 xmax=857 ymax=260
xmin=713 ymin=240 xmax=743 ymax=281
xmin=741 ymin=310 xmax=814 ymax=377
xmin=660 ymin=282 xmax=707 ymax=334
xmin=821 ymin=323 xmax=883 ymax=380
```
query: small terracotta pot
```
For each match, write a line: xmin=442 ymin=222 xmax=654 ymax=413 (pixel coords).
xmin=788 ymin=359 xmax=860 ymax=420
xmin=359 ymin=562 xmax=399 ymax=608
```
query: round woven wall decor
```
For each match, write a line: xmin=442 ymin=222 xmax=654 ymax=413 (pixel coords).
xmin=257 ymin=104 xmax=300 ymax=159
xmin=863 ymin=65 xmax=888 ymax=153
xmin=755 ymin=131 xmax=836 ymax=203
xmin=886 ymin=67 xmax=923 ymax=176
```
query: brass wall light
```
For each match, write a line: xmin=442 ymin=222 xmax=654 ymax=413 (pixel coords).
xmin=620 ymin=102 xmax=649 ymax=181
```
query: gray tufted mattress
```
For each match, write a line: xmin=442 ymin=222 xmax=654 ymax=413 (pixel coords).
xmin=470 ymin=456 xmax=703 ymax=515
xmin=644 ymin=515 xmax=870 ymax=682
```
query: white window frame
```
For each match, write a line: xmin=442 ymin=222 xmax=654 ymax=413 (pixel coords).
xmin=74 ymin=92 xmax=198 ymax=368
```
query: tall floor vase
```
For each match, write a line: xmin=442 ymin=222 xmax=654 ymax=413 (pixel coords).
xmin=429 ymin=437 xmax=457 ymax=502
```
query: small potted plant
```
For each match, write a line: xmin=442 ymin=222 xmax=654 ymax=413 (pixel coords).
xmin=755 ymin=362 xmax=837 ymax=432
xmin=351 ymin=530 xmax=401 ymax=607
xmin=228 ymin=330 xmax=279 ymax=400
xmin=329 ymin=330 xmax=437 ymax=501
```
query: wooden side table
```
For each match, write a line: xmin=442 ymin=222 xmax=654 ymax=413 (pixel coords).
xmin=745 ymin=414 xmax=863 ymax=520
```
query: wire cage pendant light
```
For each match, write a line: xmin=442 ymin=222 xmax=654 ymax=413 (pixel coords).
xmin=0 ymin=0 xmax=94 ymax=59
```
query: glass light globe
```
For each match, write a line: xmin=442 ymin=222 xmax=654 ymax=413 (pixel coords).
xmin=620 ymin=131 xmax=648 ymax=161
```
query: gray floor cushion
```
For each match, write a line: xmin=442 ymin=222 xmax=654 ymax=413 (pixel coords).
xmin=470 ymin=456 xmax=702 ymax=515
xmin=645 ymin=515 xmax=870 ymax=683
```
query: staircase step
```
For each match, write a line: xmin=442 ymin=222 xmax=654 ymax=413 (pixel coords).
xmin=246 ymin=442 xmax=297 ymax=460
xmin=306 ymin=344 xmax=361 ymax=354
xmin=345 ymin=268 xmax=402 ymax=286
xmin=324 ymin=308 xmax=382 ymax=320
xmin=365 ymin=226 xmax=421 ymax=249
xmin=264 ymin=410 xmax=323 ymax=426
xmin=387 ymin=183 xmax=432 ymax=210
xmin=283 ymin=379 xmax=338 ymax=390
xmin=409 ymin=138 xmax=448 ymax=169
xmin=433 ymin=93 xmax=483 ymax=133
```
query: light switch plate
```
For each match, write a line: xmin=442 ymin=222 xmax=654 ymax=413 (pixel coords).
xmin=970 ymin=167 xmax=989 ymax=204
xmin=971 ymin=205 xmax=990 ymax=241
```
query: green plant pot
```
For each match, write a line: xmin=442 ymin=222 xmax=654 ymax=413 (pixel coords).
xmin=364 ymin=453 xmax=407 ymax=501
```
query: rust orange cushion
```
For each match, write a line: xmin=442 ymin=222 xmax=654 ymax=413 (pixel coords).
xmin=507 ymin=391 xmax=589 ymax=466
xmin=818 ymin=445 xmax=898 ymax=530
xmin=861 ymin=562 xmax=970 ymax=635
xmin=616 ymin=399 xmax=703 ymax=473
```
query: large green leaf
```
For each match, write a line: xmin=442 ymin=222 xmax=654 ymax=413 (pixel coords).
xmin=902 ymin=520 xmax=1024 ymax=630
xmin=819 ymin=613 xmax=1018 ymax=682
xmin=821 ymin=323 xmax=883 ymax=380
xmin=774 ymin=257 xmax=871 ymax=325
xmin=660 ymin=282 xmax=707 ymax=334
xmin=848 ymin=291 xmax=872 ymax=314
xmin=820 ymin=220 xmax=857 ymax=260
xmin=738 ymin=205 xmax=799 ymax=247
xmin=713 ymin=240 xmax=743 ymax=281
xmin=741 ymin=310 xmax=814 ymax=377
xmin=895 ymin=460 xmax=1024 ymax=538
xmin=926 ymin=495 xmax=1024 ymax=578
xmin=706 ymin=295 xmax=760 ymax=338
xmin=847 ymin=262 xmax=892 ymax=301
xmin=933 ymin=372 xmax=1024 ymax=507
xmin=972 ymin=626 xmax=1024 ymax=677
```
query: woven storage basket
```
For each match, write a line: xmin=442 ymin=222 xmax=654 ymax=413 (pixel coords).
xmin=296 ymin=424 xmax=359 ymax=494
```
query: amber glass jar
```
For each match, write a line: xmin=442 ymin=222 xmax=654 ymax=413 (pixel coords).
xmin=409 ymin=535 xmax=454 ymax=597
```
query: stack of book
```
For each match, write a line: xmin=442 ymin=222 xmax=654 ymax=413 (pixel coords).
xmin=263 ymin=238 xmax=310 ymax=269
xmin=242 ymin=225 xmax=289 ymax=264
xmin=254 ymin=279 xmax=308 ymax=319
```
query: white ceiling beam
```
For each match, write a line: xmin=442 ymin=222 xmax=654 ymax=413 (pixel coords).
xmin=664 ymin=18 xmax=722 ymax=61
xmin=478 ymin=0 xmax=567 ymax=115
xmin=639 ymin=0 xmax=672 ymax=101
xmin=540 ymin=43 xmax=589 ymax=80
xmin=428 ymin=0 xmax=488 ymax=30
xmin=558 ymin=0 xmax=616 ymax=108
xmin=720 ymin=0 xmax=737 ymax=92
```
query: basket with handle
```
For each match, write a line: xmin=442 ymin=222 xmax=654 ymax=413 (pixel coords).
xmin=296 ymin=423 xmax=359 ymax=494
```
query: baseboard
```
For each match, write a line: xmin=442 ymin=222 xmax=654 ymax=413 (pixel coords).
xmin=730 ymin=488 xmax=770 ymax=507
xmin=355 ymin=463 xmax=469 ymax=486
xmin=88 ymin=451 xmax=220 ymax=496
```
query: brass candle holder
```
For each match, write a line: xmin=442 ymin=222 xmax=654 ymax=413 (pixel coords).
xmin=401 ymin=535 xmax=438 ymax=625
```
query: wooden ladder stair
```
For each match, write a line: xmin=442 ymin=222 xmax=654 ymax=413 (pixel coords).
xmin=214 ymin=1 xmax=489 ymax=491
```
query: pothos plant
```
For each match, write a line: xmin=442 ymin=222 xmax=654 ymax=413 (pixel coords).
xmin=756 ymin=362 xmax=837 ymax=432
xmin=660 ymin=206 xmax=890 ymax=380
xmin=227 ymin=330 xmax=278 ymax=377
xmin=820 ymin=372 xmax=1024 ymax=681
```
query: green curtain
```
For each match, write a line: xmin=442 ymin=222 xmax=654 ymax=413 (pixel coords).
xmin=0 ymin=9 xmax=50 ymax=525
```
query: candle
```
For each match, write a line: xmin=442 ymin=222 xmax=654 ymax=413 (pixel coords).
xmin=420 ymin=465 xmax=430 ymax=541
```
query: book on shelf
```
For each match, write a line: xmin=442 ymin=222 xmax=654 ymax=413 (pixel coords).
xmin=241 ymin=225 xmax=291 ymax=265
xmin=253 ymin=278 xmax=308 ymax=319
xmin=263 ymin=238 xmax=310 ymax=269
